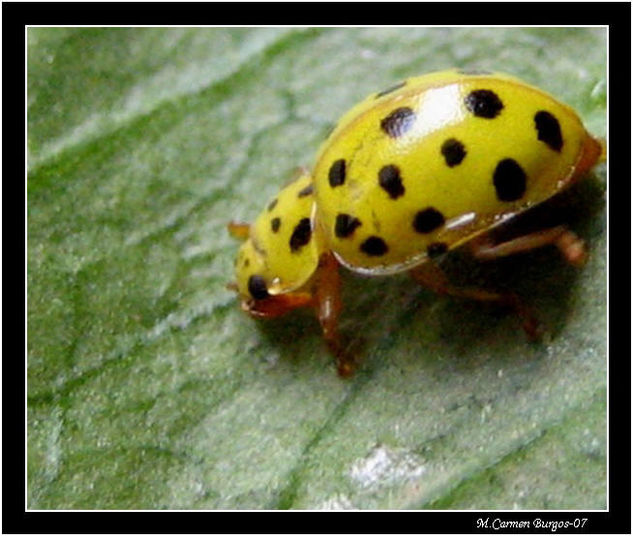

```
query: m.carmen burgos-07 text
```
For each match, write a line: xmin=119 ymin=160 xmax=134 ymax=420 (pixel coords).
xmin=476 ymin=517 xmax=589 ymax=531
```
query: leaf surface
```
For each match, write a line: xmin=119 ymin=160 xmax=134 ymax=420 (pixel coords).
xmin=28 ymin=27 xmax=606 ymax=510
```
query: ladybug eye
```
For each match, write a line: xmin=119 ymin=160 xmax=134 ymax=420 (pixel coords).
xmin=248 ymin=275 xmax=269 ymax=300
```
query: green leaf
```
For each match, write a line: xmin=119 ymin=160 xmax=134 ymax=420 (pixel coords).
xmin=28 ymin=27 xmax=606 ymax=510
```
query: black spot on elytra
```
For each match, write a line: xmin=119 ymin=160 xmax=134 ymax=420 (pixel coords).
xmin=289 ymin=218 xmax=312 ymax=252
xmin=270 ymin=217 xmax=281 ymax=233
xmin=441 ymin=138 xmax=467 ymax=167
xmin=534 ymin=110 xmax=563 ymax=152
xmin=267 ymin=198 xmax=278 ymax=212
xmin=378 ymin=165 xmax=405 ymax=199
xmin=297 ymin=184 xmax=314 ymax=197
xmin=375 ymin=80 xmax=406 ymax=98
xmin=360 ymin=236 xmax=389 ymax=257
xmin=380 ymin=107 xmax=416 ymax=138
xmin=493 ymin=158 xmax=527 ymax=202
xmin=413 ymin=207 xmax=445 ymax=234
xmin=427 ymin=242 xmax=448 ymax=258
xmin=248 ymin=275 xmax=269 ymax=300
xmin=329 ymin=159 xmax=347 ymax=187
xmin=335 ymin=213 xmax=362 ymax=238
xmin=464 ymin=89 xmax=504 ymax=119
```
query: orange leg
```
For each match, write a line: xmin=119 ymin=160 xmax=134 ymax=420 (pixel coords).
xmin=313 ymin=252 xmax=352 ymax=376
xmin=570 ymin=134 xmax=604 ymax=183
xmin=239 ymin=252 xmax=349 ymax=375
xmin=227 ymin=221 xmax=251 ymax=241
xmin=597 ymin=137 xmax=607 ymax=164
xmin=242 ymin=292 xmax=314 ymax=318
xmin=410 ymin=261 xmax=540 ymax=339
xmin=469 ymin=225 xmax=587 ymax=267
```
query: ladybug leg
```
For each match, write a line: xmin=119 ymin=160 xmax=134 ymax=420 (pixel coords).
xmin=227 ymin=221 xmax=251 ymax=241
xmin=469 ymin=225 xmax=586 ymax=267
xmin=243 ymin=292 xmax=315 ymax=318
xmin=598 ymin=137 xmax=607 ymax=163
xmin=410 ymin=261 xmax=540 ymax=340
xmin=242 ymin=252 xmax=351 ymax=376
xmin=314 ymin=252 xmax=353 ymax=376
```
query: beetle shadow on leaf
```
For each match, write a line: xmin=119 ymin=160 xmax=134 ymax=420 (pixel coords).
xmin=434 ymin=176 xmax=606 ymax=347
xmin=376 ymin=175 xmax=606 ymax=370
xmin=251 ymin=307 xmax=330 ymax=371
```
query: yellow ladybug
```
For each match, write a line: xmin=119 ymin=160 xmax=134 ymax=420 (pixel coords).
xmin=229 ymin=69 xmax=604 ymax=376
